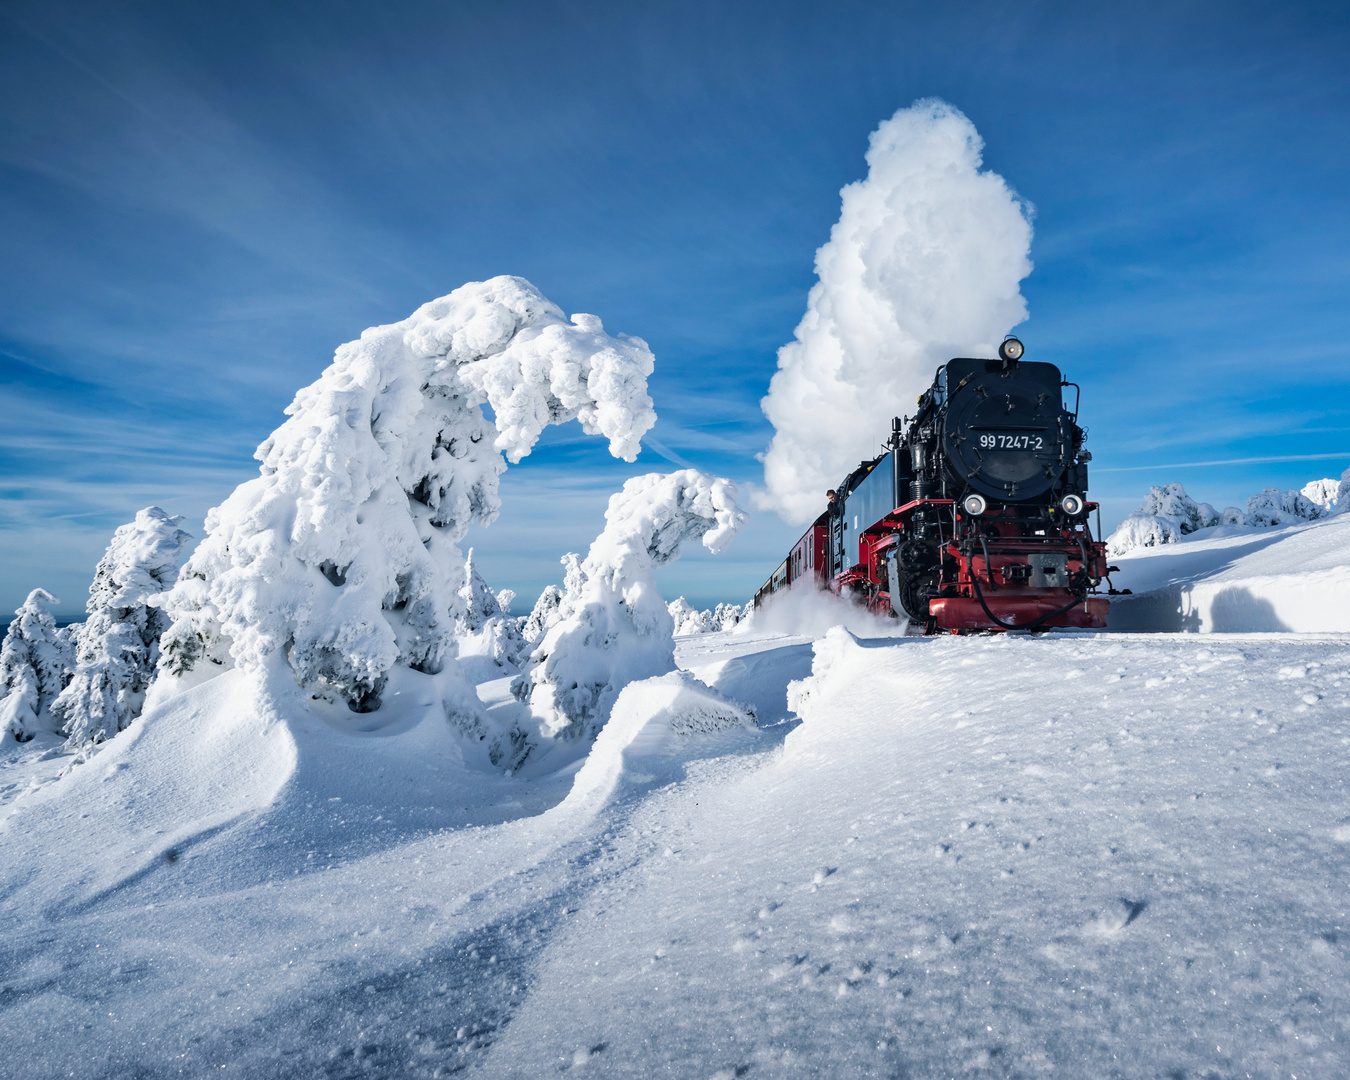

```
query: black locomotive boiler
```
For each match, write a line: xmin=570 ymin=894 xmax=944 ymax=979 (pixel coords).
xmin=755 ymin=338 xmax=1111 ymax=632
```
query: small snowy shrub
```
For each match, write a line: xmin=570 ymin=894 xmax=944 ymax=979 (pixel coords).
xmin=515 ymin=470 xmax=746 ymax=743
xmin=0 ymin=590 xmax=75 ymax=742
xmin=668 ymin=597 xmax=712 ymax=636
xmin=1221 ymin=507 xmax=1248 ymax=526
xmin=52 ymin=508 xmax=193 ymax=746
xmin=156 ymin=276 xmax=656 ymax=721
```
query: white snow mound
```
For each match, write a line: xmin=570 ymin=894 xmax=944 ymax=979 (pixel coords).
xmin=1109 ymin=512 xmax=1350 ymax=632
xmin=563 ymin=670 xmax=756 ymax=811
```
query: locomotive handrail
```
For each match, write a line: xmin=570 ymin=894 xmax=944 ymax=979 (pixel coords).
xmin=1061 ymin=380 xmax=1081 ymax=421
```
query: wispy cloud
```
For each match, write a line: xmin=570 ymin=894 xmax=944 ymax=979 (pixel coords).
xmin=1097 ymin=452 xmax=1350 ymax=473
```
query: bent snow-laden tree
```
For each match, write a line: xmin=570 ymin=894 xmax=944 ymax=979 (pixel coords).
xmin=52 ymin=508 xmax=192 ymax=746
xmin=515 ymin=470 xmax=746 ymax=743
xmin=157 ymin=276 xmax=657 ymax=723
xmin=0 ymin=590 xmax=75 ymax=742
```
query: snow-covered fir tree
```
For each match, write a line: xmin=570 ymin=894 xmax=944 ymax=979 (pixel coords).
xmin=521 ymin=583 xmax=564 ymax=645
xmin=458 ymin=549 xmax=505 ymax=633
xmin=514 ymin=470 xmax=745 ymax=742
xmin=455 ymin=549 xmax=526 ymax=670
xmin=0 ymin=590 xmax=75 ymax=742
xmin=154 ymin=277 xmax=656 ymax=737
xmin=667 ymin=597 xmax=712 ymax=636
xmin=51 ymin=508 xmax=192 ymax=747
xmin=713 ymin=602 xmax=744 ymax=631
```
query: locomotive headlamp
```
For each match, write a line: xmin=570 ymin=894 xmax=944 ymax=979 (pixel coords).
xmin=1059 ymin=493 xmax=1085 ymax=516
xmin=962 ymin=493 xmax=988 ymax=517
xmin=999 ymin=337 xmax=1025 ymax=363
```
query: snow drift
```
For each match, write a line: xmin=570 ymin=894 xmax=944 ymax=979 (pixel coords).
xmin=758 ymin=99 xmax=1033 ymax=522
xmin=1109 ymin=511 xmax=1350 ymax=632
xmin=155 ymin=277 xmax=656 ymax=733
xmin=514 ymin=471 xmax=746 ymax=745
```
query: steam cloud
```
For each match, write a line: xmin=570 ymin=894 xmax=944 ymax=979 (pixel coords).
xmin=758 ymin=99 xmax=1034 ymax=523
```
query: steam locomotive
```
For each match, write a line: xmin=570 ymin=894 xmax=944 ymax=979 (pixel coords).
xmin=755 ymin=339 xmax=1111 ymax=632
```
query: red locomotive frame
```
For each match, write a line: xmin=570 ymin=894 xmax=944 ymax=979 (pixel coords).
xmin=757 ymin=494 xmax=1110 ymax=634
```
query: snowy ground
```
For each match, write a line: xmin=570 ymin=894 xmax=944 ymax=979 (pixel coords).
xmin=1110 ymin=513 xmax=1350 ymax=633
xmin=3 ymin=541 xmax=1350 ymax=1077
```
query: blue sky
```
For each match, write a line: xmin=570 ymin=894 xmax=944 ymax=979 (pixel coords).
xmin=3 ymin=0 xmax=1349 ymax=617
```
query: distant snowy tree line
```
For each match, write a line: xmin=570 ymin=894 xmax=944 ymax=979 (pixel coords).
xmin=1107 ymin=471 xmax=1350 ymax=556
xmin=1 ymin=277 xmax=751 ymax=766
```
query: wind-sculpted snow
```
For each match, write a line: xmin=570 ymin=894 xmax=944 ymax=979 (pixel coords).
xmin=515 ymin=471 xmax=746 ymax=744
xmin=0 ymin=589 xmax=73 ymax=743
xmin=52 ymin=507 xmax=192 ymax=746
xmin=759 ymin=99 xmax=1033 ymax=522
xmin=156 ymin=277 xmax=656 ymax=721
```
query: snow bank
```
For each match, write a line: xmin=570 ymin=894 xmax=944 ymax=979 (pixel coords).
xmin=1109 ymin=512 xmax=1350 ymax=632
xmin=52 ymin=508 xmax=192 ymax=746
xmin=562 ymin=670 xmax=756 ymax=810
xmin=758 ymin=99 xmax=1033 ymax=522
xmin=0 ymin=589 xmax=73 ymax=742
xmin=155 ymin=277 xmax=656 ymax=732
xmin=515 ymin=470 xmax=746 ymax=744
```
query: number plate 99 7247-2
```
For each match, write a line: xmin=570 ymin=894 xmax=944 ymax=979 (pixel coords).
xmin=977 ymin=432 xmax=1044 ymax=450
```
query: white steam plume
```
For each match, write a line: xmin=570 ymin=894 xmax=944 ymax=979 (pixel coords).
xmin=758 ymin=99 xmax=1033 ymax=523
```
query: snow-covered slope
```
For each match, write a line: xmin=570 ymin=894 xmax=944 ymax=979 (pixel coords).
xmin=1109 ymin=513 xmax=1350 ymax=632
xmin=2 ymin=524 xmax=1350 ymax=1078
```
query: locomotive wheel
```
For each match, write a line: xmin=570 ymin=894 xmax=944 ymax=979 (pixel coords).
xmin=895 ymin=570 xmax=938 ymax=623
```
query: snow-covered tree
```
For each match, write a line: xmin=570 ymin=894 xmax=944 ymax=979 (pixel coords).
xmin=1247 ymin=487 xmax=1328 ymax=527
xmin=155 ymin=277 xmax=656 ymax=723
xmin=712 ymin=602 xmax=744 ymax=631
xmin=458 ymin=549 xmax=505 ymax=633
xmin=0 ymin=590 xmax=74 ymax=742
xmin=51 ymin=508 xmax=192 ymax=746
xmin=668 ymin=597 xmax=712 ymax=636
xmin=522 ymin=583 xmax=564 ymax=645
xmin=1108 ymin=483 xmax=1229 ymax=556
xmin=1107 ymin=472 xmax=1350 ymax=556
xmin=455 ymin=549 xmax=526 ymax=670
xmin=514 ymin=470 xmax=746 ymax=743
